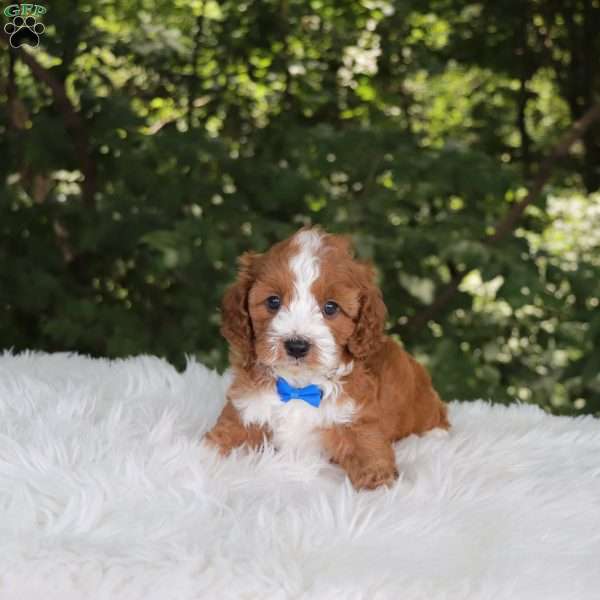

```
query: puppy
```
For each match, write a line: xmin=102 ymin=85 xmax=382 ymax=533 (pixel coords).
xmin=205 ymin=228 xmax=449 ymax=490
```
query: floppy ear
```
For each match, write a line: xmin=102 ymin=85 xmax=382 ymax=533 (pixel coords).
xmin=347 ymin=264 xmax=387 ymax=360
xmin=220 ymin=252 xmax=259 ymax=365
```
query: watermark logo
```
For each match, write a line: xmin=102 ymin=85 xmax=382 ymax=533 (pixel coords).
xmin=4 ymin=4 xmax=47 ymax=48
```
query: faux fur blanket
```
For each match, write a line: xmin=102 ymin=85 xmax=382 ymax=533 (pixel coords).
xmin=0 ymin=352 xmax=599 ymax=600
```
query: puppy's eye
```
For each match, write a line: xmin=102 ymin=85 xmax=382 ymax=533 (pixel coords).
xmin=266 ymin=295 xmax=281 ymax=312
xmin=323 ymin=300 xmax=339 ymax=317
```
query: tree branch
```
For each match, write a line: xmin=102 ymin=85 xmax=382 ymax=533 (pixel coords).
xmin=487 ymin=102 xmax=600 ymax=244
xmin=393 ymin=101 xmax=600 ymax=335
xmin=1 ymin=32 xmax=97 ymax=207
xmin=187 ymin=8 xmax=206 ymax=130
xmin=516 ymin=9 xmax=532 ymax=179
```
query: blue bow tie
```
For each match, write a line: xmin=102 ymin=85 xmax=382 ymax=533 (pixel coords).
xmin=276 ymin=377 xmax=323 ymax=408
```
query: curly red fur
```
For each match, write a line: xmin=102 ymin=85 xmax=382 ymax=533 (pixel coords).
xmin=220 ymin=252 xmax=258 ymax=368
xmin=346 ymin=264 xmax=387 ymax=360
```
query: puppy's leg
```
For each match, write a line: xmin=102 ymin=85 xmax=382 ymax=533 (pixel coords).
xmin=205 ymin=401 xmax=270 ymax=455
xmin=322 ymin=424 xmax=398 ymax=490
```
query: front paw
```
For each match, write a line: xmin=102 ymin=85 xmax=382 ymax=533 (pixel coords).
xmin=204 ymin=429 xmax=234 ymax=456
xmin=348 ymin=461 xmax=399 ymax=490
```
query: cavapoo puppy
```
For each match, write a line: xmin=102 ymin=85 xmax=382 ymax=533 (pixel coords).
xmin=205 ymin=228 xmax=449 ymax=490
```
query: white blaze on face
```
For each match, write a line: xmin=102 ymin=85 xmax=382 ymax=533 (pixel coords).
xmin=269 ymin=230 xmax=338 ymax=374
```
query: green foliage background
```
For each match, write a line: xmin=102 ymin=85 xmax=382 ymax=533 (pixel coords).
xmin=1 ymin=0 xmax=600 ymax=415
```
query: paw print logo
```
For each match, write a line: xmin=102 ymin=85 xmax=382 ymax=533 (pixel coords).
xmin=4 ymin=16 xmax=45 ymax=48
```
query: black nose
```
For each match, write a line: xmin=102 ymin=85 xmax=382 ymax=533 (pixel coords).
xmin=284 ymin=338 xmax=311 ymax=359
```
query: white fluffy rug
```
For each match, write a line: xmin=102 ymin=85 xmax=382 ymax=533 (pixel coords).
xmin=1 ymin=352 xmax=599 ymax=600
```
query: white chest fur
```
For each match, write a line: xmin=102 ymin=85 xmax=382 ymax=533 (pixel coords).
xmin=233 ymin=388 xmax=356 ymax=455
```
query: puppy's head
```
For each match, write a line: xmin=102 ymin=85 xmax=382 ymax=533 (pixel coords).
xmin=221 ymin=228 xmax=386 ymax=378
